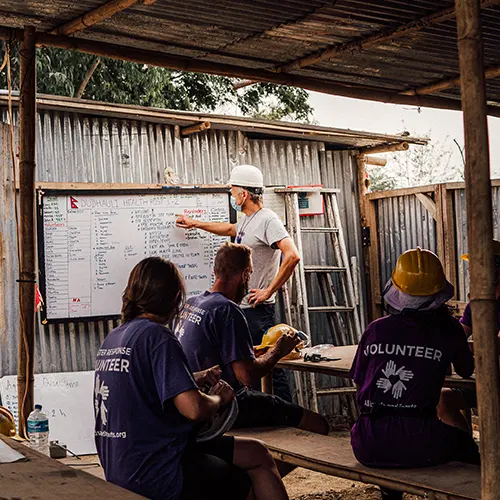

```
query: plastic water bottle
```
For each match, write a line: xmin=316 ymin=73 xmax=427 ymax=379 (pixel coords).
xmin=27 ymin=404 xmax=49 ymax=456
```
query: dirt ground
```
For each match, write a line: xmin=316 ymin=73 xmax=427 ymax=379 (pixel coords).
xmin=283 ymin=468 xmax=419 ymax=500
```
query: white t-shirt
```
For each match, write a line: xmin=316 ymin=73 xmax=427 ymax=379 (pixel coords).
xmin=235 ymin=208 xmax=290 ymax=307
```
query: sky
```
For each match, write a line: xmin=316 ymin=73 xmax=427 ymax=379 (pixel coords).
xmin=307 ymin=91 xmax=500 ymax=180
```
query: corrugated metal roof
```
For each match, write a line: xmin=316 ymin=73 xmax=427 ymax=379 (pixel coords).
xmin=0 ymin=1 xmax=499 ymax=110
xmin=0 ymin=93 xmax=426 ymax=149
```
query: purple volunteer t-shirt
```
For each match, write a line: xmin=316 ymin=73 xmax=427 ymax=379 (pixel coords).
xmin=175 ymin=291 xmax=255 ymax=389
xmin=350 ymin=312 xmax=474 ymax=467
xmin=460 ymin=297 xmax=500 ymax=332
xmin=94 ymin=318 xmax=197 ymax=500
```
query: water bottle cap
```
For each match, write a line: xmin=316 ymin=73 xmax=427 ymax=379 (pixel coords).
xmin=34 ymin=404 xmax=42 ymax=410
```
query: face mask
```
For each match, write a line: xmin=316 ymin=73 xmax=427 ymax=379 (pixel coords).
xmin=231 ymin=195 xmax=242 ymax=212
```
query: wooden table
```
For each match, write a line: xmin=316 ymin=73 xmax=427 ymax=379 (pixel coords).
xmin=266 ymin=344 xmax=476 ymax=392
xmin=0 ymin=436 xmax=143 ymax=499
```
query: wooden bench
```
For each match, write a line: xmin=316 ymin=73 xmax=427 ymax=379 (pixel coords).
xmin=0 ymin=436 xmax=143 ymax=499
xmin=231 ymin=428 xmax=480 ymax=500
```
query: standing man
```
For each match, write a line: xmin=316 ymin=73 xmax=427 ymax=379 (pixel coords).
xmin=176 ymin=164 xmax=300 ymax=401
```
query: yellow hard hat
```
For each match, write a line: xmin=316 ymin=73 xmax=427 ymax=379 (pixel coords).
xmin=254 ymin=324 xmax=303 ymax=360
xmin=461 ymin=240 xmax=500 ymax=261
xmin=392 ymin=247 xmax=446 ymax=297
xmin=0 ymin=406 xmax=16 ymax=438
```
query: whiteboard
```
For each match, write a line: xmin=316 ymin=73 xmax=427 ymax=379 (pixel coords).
xmin=39 ymin=190 xmax=230 ymax=321
xmin=0 ymin=371 xmax=96 ymax=455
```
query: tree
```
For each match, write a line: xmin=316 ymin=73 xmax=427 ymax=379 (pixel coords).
xmin=1 ymin=45 xmax=312 ymax=122
xmin=367 ymin=133 xmax=465 ymax=191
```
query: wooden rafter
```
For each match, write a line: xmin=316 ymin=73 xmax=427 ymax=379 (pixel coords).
xmin=3 ymin=26 xmax=500 ymax=117
xmin=50 ymin=0 xmax=156 ymax=36
xmin=402 ymin=64 xmax=500 ymax=96
xmin=235 ymin=0 xmax=500 ymax=89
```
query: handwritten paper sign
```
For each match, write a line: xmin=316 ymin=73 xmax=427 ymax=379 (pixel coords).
xmin=0 ymin=371 xmax=96 ymax=455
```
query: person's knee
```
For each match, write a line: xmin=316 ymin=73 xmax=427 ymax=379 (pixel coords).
xmin=248 ymin=439 xmax=275 ymax=468
xmin=234 ymin=438 xmax=276 ymax=470
xmin=298 ymin=409 xmax=329 ymax=435
xmin=438 ymin=388 xmax=461 ymax=417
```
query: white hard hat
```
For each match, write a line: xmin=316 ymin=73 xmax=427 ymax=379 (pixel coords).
xmin=229 ymin=164 xmax=264 ymax=189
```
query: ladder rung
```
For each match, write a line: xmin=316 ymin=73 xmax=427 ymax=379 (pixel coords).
xmin=300 ymin=228 xmax=339 ymax=233
xmin=304 ymin=265 xmax=346 ymax=273
xmin=308 ymin=306 xmax=354 ymax=313
xmin=316 ymin=387 xmax=357 ymax=396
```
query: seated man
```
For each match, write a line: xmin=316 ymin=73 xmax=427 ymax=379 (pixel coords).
xmin=437 ymin=240 xmax=500 ymax=431
xmin=175 ymin=242 xmax=328 ymax=435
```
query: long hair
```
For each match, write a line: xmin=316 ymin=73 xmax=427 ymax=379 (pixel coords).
xmin=121 ymin=257 xmax=185 ymax=323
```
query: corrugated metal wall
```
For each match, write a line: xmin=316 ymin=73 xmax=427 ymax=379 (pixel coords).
xmin=0 ymin=124 xmax=19 ymax=378
xmin=372 ymin=185 xmax=500 ymax=305
xmin=454 ymin=186 xmax=500 ymax=302
xmin=374 ymin=193 xmax=437 ymax=291
xmin=1 ymin=109 xmax=365 ymax=388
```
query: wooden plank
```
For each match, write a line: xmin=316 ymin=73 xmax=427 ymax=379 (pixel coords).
xmin=366 ymin=198 xmax=382 ymax=320
xmin=230 ymin=428 xmax=480 ymax=500
xmin=366 ymin=184 xmax=435 ymax=201
xmin=275 ymin=344 xmax=476 ymax=389
xmin=436 ymin=184 xmax=459 ymax=297
xmin=0 ymin=436 xmax=143 ymax=498
xmin=415 ymin=192 xmax=437 ymax=220
xmin=36 ymin=182 xmax=229 ymax=191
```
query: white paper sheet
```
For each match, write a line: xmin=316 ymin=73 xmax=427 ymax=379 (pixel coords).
xmin=0 ymin=440 xmax=25 ymax=463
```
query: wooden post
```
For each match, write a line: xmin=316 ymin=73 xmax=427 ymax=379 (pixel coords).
xmin=435 ymin=184 xmax=458 ymax=296
xmin=455 ymin=2 xmax=500 ymax=499
xmin=356 ymin=155 xmax=372 ymax=322
xmin=17 ymin=26 xmax=37 ymax=438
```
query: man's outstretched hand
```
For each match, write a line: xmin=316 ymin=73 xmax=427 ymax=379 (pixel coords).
xmin=176 ymin=214 xmax=197 ymax=229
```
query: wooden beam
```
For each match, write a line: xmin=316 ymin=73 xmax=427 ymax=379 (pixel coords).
xmin=232 ymin=0 xmax=500 ymax=88
xmin=415 ymin=192 xmax=437 ymax=220
xmin=364 ymin=156 xmax=387 ymax=166
xmin=76 ymin=57 xmax=100 ymax=98
xmin=29 ymin=30 xmax=500 ymax=117
xmin=402 ymin=64 xmax=500 ymax=96
xmin=435 ymin=184 xmax=458 ymax=297
xmin=50 ymin=0 xmax=151 ymax=36
xmin=455 ymin=2 xmax=500 ymax=500
xmin=17 ymin=25 xmax=37 ymax=439
xmin=180 ymin=121 xmax=211 ymax=136
xmin=365 ymin=191 xmax=382 ymax=321
xmin=1 ymin=26 xmax=500 ymax=117
xmin=278 ymin=0 xmax=500 ymax=73
xmin=360 ymin=142 xmax=409 ymax=155
xmin=356 ymin=155 xmax=374 ymax=322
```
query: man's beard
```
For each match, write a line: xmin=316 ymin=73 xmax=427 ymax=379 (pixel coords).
xmin=235 ymin=281 xmax=249 ymax=304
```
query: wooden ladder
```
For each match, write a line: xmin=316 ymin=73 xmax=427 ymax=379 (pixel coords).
xmin=278 ymin=188 xmax=361 ymax=415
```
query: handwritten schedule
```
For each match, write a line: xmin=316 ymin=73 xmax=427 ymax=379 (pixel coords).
xmin=41 ymin=192 xmax=230 ymax=320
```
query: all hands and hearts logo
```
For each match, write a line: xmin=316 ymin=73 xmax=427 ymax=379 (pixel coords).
xmin=94 ymin=374 xmax=110 ymax=426
xmin=376 ymin=360 xmax=414 ymax=399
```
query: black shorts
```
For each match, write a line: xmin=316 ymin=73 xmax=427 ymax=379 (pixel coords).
xmin=233 ymin=387 xmax=304 ymax=428
xmin=180 ymin=436 xmax=251 ymax=500
xmin=452 ymin=388 xmax=477 ymax=408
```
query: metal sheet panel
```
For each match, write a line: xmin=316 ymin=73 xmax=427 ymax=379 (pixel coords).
xmin=454 ymin=185 xmax=500 ymax=302
xmin=375 ymin=193 xmax=437 ymax=292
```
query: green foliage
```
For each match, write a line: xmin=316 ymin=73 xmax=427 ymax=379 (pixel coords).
xmin=1 ymin=45 xmax=312 ymax=122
